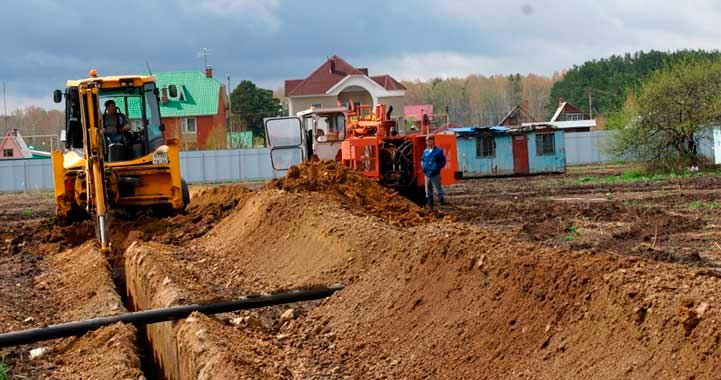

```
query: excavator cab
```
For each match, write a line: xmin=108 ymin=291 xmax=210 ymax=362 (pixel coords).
xmin=52 ymin=72 xmax=189 ymax=253
xmin=264 ymin=106 xmax=348 ymax=170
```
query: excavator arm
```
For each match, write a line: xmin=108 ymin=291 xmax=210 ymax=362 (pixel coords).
xmin=78 ymin=82 xmax=111 ymax=253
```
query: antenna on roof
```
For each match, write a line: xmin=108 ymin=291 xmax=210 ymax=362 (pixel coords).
xmin=146 ymin=61 xmax=153 ymax=75
xmin=197 ymin=48 xmax=212 ymax=68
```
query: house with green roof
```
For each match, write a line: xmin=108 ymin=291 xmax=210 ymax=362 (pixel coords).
xmin=154 ymin=67 xmax=228 ymax=150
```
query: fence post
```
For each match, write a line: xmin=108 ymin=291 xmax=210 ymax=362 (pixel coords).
xmin=24 ymin=160 xmax=30 ymax=192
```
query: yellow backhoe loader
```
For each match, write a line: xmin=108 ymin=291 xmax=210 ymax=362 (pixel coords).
xmin=51 ymin=70 xmax=189 ymax=253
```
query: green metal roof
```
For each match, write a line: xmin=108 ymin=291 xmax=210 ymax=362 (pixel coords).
xmin=154 ymin=71 xmax=222 ymax=118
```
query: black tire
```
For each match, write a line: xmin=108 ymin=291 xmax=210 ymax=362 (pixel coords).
xmin=181 ymin=178 xmax=190 ymax=209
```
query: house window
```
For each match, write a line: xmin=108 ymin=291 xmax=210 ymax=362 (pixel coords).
xmin=564 ymin=113 xmax=585 ymax=121
xmin=476 ymin=136 xmax=495 ymax=157
xmin=2 ymin=149 xmax=13 ymax=157
xmin=182 ymin=118 xmax=197 ymax=134
xmin=536 ymin=133 xmax=555 ymax=155
xmin=312 ymin=103 xmax=322 ymax=109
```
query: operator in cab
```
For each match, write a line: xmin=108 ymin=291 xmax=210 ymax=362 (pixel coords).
xmin=102 ymin=99 xmax=131 ymax=143
xmin=421 ymin=135 xmax=447 ymax=209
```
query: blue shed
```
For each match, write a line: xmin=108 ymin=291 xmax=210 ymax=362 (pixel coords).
xmin=451 ymin=125 xmax=566 ymax=178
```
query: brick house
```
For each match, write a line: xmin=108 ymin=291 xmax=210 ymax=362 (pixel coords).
xmin=284 ymin=56 xmax=406 ymax=119
xmin=547 ymin=98 xmax=596 ymax=132
xmin=154 ymin=68 xmax=228 ymax=150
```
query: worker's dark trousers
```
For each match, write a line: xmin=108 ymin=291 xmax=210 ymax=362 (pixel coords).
xmin=425 ymin=174 xmax=444 ymax=206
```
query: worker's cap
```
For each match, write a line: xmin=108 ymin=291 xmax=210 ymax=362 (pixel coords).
xmin=104 ymin=99 xmax=116 ymax=107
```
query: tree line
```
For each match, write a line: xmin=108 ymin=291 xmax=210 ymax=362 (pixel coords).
xmin=402 ymin=73 xmax=560 ymax=126
xmin=548 ymin=49 xmax=721 ymax=118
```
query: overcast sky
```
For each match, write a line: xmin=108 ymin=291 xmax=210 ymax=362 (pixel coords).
xmin=2 ymin=0 xmax=721 ymax=112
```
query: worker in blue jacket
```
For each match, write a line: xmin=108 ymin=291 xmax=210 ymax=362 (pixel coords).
xmin=421 ymin=135 xmax=446 ymax=208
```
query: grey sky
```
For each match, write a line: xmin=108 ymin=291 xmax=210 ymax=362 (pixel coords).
xmin=1 ymin=0 xmax=720 ymax=112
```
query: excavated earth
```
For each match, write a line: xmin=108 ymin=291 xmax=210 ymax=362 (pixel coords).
xmin=3 ymin=162 xmax=721 ymax=379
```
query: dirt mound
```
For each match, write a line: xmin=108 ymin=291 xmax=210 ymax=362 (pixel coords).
xmin=268 ymin=160 xmax=435 ymax=227
xmin=106 ymin=184 xmax=251 ymax=256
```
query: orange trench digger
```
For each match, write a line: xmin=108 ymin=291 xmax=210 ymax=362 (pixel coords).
xmin=264 ymin=102 xmax=459 ymax=202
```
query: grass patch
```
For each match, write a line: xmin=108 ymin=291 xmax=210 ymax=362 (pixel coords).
xmin=562 ymin=169 xmax=710 ymax=185
xmin=687 ymin=200 xmax=721 ymax=210
xmin=21 ymin=209 xmax=33 ymax=217
xmin=0 ymin=357 xmax=9 ymax=380
xmin=562 ymin=224 xmax=580 ymax=242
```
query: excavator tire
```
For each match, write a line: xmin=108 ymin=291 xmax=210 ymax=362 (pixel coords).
xmin=181 ymin=178 xmax=190 ymax=213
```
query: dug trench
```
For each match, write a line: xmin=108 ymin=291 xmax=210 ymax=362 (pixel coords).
xmin=4 ymin=161 xmax=721 ymax=379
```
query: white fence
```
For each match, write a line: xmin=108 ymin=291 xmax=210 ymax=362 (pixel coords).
xmin=564 ymin=128 xmax=721 ymax=166
xmin=564 ymin=131 xmax=614 ymax=165
xmin=5 ymin=130 xmax=721 ymax=192
xmin=0 ymin=148 xmax=281 ymax=193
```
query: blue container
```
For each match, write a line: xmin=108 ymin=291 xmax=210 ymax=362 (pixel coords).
xmin=451 ymin=126 xmax=565 ymax=177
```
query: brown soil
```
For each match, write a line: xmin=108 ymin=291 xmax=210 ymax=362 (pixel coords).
xmin=268 ymin=160 xmax=438 ymax=227
xmin=0 ymin=242 xmax=142 ymax=379
xmin=5 ymin=164 xmax=721 ymax=379
xmin=121 ymin=166 xmax=721 ymax=379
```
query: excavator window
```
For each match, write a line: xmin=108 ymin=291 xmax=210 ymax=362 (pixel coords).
xmin=64 ymin=88 xmax=84 ymax=149
xmin=93 ymin=83 xmax=165 ymax=162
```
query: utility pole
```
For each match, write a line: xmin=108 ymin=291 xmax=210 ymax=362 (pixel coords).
xmin=587 ymin=88 xmax=593 ymax=119
xmin=226 ymin=73 xmax=232 ymax=135
xmin=2 ymin=81 xmax=7 ymax=131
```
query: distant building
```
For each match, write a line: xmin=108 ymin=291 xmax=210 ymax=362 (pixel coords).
xmin=284 ymin=56 xmax=406 ymax=118
xmin=499 ymin=101 xmax=539 ymax=127
xmin=451 ymin=125 xmax=566 ymax=177
xmin=523 ymin=98 xmax=597 ymax=133
xmin=153 ymin=68 xmax=228 ymax=150
xmin=0 ymin=129 xmax=31 ymax=159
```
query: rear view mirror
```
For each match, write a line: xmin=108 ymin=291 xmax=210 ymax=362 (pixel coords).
xmin=168 ymin=84 xmax=178 ymax=98
xmin=53 ymin=89 xmax=63 ymax=103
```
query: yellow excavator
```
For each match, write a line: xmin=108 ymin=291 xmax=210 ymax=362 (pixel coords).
xmin=51 ymin=70 xmax=189 ymax=253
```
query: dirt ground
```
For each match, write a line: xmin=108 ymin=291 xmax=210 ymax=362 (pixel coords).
xmin=3 ymin=161 xmax=721 ymax=379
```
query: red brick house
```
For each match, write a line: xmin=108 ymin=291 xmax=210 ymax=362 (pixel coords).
xmin=154 ymin=68 xmax=228 ymax=150
xmin=522 ymin=98 xmax=597 ymax=133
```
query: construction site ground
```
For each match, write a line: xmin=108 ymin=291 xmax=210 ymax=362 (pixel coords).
xmin=3 ymin=162 xmax=721 ymax=379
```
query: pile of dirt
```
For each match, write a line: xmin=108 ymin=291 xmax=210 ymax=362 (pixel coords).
xmin=107 ymin=184 xmax=251 ymax=254
xmin=268 ymin=160 xmax=435 ymax=227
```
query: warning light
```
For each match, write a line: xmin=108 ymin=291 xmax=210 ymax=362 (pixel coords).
xmin=89 ymin=69 xmax=98 ymax=77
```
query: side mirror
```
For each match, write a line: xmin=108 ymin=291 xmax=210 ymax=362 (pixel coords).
xmin=168 ymin=85 xmax=178 ymax=98
xmin=53 ymin=90 xmax=63 ymax=104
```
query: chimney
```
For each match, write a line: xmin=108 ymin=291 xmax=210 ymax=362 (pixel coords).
xmin=358 ymin=68 xmax=368 ymax=75
xmin=161 ymin=87 xmax=168 ymax=104
xmin=205 ymin=65 xmax=213 ymax=78
xmin=329 ymin=60 xmax=336 ymax=74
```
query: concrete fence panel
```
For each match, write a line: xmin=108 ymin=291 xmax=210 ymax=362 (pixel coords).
xmin=1 ymin=148 xmax=282 ymax=193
